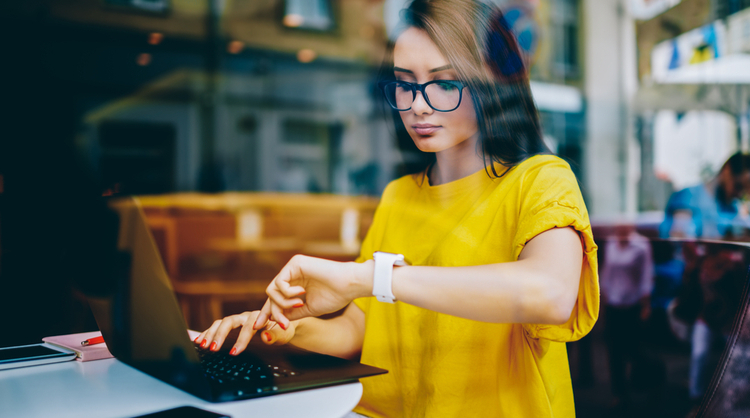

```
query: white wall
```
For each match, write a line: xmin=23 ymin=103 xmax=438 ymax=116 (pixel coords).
xmin=653 ymin=110 xmax=738 ymax=189
xmin=584 ymin=0 xmax=640 ymax=215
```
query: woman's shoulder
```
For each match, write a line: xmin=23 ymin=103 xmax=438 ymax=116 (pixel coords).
xmin=504 ymin=154 xmax=586 ymax=210
xmin=502 ymin=154 xmax=576 ymax=186
xmin=378 ymin=173 xmax=423 ymax=201
xmin=512 ymin=154 xmax=573 ymax=174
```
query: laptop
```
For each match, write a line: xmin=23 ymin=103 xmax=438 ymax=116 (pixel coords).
xmin=86 ymin=197 xmax=386 ymax=402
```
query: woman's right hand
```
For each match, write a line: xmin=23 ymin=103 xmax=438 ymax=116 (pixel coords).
xmin=194 ymin=310 xmax=296 ymax=356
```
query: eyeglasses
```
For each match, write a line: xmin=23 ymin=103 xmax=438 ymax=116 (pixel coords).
xmin=378 ymin=80 xmax=467 ymax=112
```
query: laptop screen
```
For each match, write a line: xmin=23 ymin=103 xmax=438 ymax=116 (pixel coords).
xmin=88 ymin=197 xmax=210 ymax=398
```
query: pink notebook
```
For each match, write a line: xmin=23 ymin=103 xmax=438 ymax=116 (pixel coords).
xmin=43 ymin=331 xmax=113 ymax=362
xmin=43 ymin=330 xmax=201 ymax=362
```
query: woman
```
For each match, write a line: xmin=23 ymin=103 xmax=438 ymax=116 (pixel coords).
xmin=197 ymin=1 xmax=599 ymax=416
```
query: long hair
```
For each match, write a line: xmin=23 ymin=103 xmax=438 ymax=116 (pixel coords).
xmin=380 ymin=0 xmax=550 ymax=178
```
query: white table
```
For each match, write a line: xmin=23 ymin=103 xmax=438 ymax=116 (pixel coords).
xmin=0 ymin=358 xmax=362 ymax=418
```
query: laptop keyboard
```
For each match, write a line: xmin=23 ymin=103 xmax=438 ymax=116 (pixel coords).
xmin=196 ymin=347 xmax=300 ymax=385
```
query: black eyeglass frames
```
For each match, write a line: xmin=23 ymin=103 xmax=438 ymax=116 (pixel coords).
xmin=378 ymin=80 xmax=466 ymax=112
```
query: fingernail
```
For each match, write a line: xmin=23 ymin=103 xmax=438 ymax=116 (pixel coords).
xmin=210 ymin=342 xmax=218 ymax=351
xmin=298 ymin=290 xmax=306 ymax=295
xmin=252 ymin=318 xmax=260 ymax=330
xmin=194 ymin=337 xmax=200 ymax=343
xmin=201 ymin=339 xmax=208 ymax=348
xmin=230 ymin=347 xmax=237 ymax=355
xmin=279 ymin=322 xmax=287 ymax=331
xmin=264 ymin=332 xmax=272 ymax=342
xmin=293 ymin=303 xmax=304 ymax=308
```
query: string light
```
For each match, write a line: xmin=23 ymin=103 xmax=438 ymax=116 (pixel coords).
xmin=227 ymin=40 xmax=245 ymax=54
xmin=297 ymin=49 xmax=317 ymax=63
xmin=136 ymin=53 xmax=152 ymax=66
xmin=148 ymin=32 xmax=163 ymax=45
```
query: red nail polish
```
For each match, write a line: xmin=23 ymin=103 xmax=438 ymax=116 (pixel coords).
xmin=264 ymin=332 xmax=272 ymax=341
xmin=298 ymin=290 xmax=306 ymax=295
xmin=210 ymin=342 xmax=218 ymax=351
xmin=293 ymin=303 xmax=304 ymax=308
xmin=230 ymin=347 xmax=237 ymax=355
xmin=279 ymin=322 xmax=287 ymax=331
xmin=194 ymin=337 xmax=200 ymax=343
xmin=201 ymin=339 xmax=208 ymax=348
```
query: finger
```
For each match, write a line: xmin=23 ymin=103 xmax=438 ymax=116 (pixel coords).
xmin=201 ymin=318 xmax=230 ymax=349
xmin=269 ymin=259 xmax=304 ymax=299
xmin=269 ymin=300 xmax=290 ymax=331
xmin=266 ymin=267 xmax=307 ymax=310
xmin=231 ymin=312 xmax=261 ymax=355
xmin=263 ymin=260 xmax=307 ymax=312
xmin=194 ymin=329 xmax=208 ymax=345
xmin=267 ymin=284 xmax=306 ymax=310
xmin=277 ymin=282 xmax=307 ymax=299
xmin=262 ymin=321 xmax=294 ymax=345
xmin=284 ymin=304 xmax=314 ymax=322
xmin=209 ymin=314 xmax=246 ymax=352
xmin=253 ymin=299 xmax=272 ymax=330
xmin=260 ymin=329 xmax=281 ymax=345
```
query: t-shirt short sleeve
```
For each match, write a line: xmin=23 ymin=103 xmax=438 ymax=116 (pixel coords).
xmin=512 ymin=158 xmax=600 ymax=343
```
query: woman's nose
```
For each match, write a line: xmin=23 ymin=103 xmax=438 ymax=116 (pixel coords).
xmin=411 ymin=90 xmax=433 ymax=115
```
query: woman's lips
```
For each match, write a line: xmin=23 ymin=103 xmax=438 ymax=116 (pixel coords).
xmin=412 ymin=124 xmax=441 ymax=135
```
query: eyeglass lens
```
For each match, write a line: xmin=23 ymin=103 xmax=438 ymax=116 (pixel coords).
xmin=384 ymin=81 xmax=461 ymax=111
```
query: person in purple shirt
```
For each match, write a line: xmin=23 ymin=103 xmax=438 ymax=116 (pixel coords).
xmin=601 ymin=223 xmax=654 ymax=408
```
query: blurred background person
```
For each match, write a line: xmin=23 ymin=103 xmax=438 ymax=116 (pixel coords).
xmin=600 ymin=223 xmax=654 ymax=410
xmin=660 ymin=152 xmax=750 ymax=240
xmin=671 ymin=245 xmax=747 ymax=404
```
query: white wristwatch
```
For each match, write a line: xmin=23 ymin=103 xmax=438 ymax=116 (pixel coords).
xmin=372 ymin=251 xmax=408 ymax=303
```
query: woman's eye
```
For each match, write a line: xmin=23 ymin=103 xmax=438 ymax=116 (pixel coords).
xmin=435 ymin=81 xmax=457 ymax=91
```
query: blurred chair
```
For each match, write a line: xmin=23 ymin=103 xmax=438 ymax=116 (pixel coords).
xmin=145 ymin=210 xmax=269 ymax=330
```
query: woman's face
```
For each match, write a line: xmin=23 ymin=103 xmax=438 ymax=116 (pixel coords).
xmin=393 ymin=27 xmax=478 ymax=154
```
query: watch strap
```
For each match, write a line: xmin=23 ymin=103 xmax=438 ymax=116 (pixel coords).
xmin=372 ymin=251 xmax=406 ymax=303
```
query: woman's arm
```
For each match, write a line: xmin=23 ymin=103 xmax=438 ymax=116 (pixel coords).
xmin=196 ymin=302 xmax=365 ymax=359
xmin=390 ymin=226 xmax=582 ymax=325
xmin=290 ymin=303 xmax=365 ymax=359
xmin=259 ymin=226 xmax=583 ymax=328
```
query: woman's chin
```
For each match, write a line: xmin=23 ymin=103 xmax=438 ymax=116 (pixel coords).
xmin=411 ymin=135 xmax=447 ymax=153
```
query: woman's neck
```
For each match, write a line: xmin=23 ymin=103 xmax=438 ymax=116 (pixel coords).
xmin=429 ymin=136 xmax=485 ymax=185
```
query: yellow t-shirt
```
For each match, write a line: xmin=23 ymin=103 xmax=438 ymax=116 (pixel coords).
xmin=352 ymin=155 xmax=599 ymax=418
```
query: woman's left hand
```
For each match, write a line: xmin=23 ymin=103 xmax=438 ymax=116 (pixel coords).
xmin=253 ymin=255 xmax=373 ymax=331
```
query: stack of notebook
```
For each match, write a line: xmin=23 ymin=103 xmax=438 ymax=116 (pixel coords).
xmin=43 ymin=331 xmax=113 ymax=362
